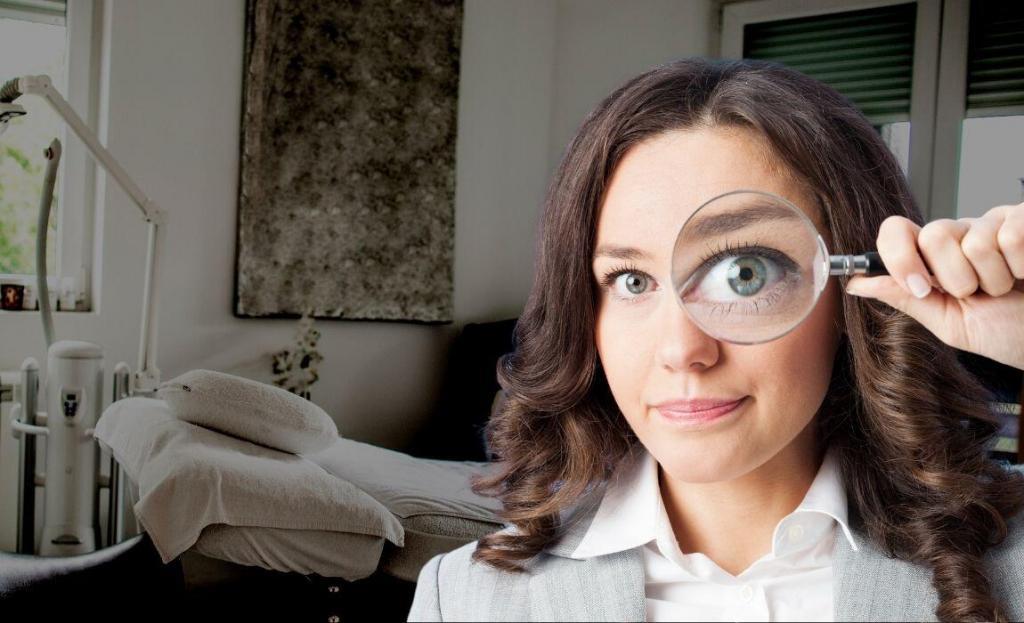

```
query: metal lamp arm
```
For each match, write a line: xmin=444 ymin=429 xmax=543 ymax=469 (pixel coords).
xmin=18 ymin=75 xmax=162 ymax=224
xmin=14 ymin=75 xmax=163 ymax=394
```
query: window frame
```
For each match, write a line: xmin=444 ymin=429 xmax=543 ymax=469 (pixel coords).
xmin=720 ymin=0 xmax=947 ymax=220
xmin=0 ymin=0 xmax=99 ymax=312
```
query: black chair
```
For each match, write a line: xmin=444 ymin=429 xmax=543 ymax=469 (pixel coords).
xmin=405 ymin=318 xmax=518 ymax=462
xmin=0 ymin=533 xmax=185 ymax=620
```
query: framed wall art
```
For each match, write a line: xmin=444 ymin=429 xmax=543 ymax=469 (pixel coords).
xmin=234 ymin=0 xmax=463 ymax=323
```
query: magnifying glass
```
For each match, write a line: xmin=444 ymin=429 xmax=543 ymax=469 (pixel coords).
xmin=670 ymin=189 xmax=889 ymax=345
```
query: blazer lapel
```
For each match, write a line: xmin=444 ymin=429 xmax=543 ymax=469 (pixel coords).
xmin=529 ymin=547 xmax=646 ymax=621
xmin=832 ymin=524 xmax=939 ymax=621
xmin=531 ymin=491 xmax=647 ymax=621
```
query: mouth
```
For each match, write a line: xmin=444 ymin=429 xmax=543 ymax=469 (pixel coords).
xmin=654 ymin=396 xmax=748 ymax=427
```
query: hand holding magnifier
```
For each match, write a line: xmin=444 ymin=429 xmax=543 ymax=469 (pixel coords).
xmin=671 ymin=190 xmax=1024 ymax=370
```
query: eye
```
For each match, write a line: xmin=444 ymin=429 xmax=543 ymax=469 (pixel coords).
xmin=617 ymin=272 xmax=650 ymax=296
xmin=702 ymin=255 xmax=778 ymax=299
xmin=600 ymin=265 xmax=657 ymax=301
xmin=682 ymin=244 xmax=801 ymax=315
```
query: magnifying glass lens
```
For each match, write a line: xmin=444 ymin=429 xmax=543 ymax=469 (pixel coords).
xmin=671 ymin=191 xmax=829 ymax=345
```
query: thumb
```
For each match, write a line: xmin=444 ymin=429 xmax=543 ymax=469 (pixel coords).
xmin=844 ymin=275 xmax=941 ymax=320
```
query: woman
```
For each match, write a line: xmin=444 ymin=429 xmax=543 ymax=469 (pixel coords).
xmin=408 ymin=58 xmax=1024 ymax=622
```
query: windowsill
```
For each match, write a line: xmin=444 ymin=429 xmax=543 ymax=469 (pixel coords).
xmin=0 ymin=273 xmax=88 ymax=313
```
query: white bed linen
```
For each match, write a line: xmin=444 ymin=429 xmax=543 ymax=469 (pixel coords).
xmin=96 ymin=396 xmax=508 ymax=581
xmin=95 ymin=398 xmax=404 ymax=573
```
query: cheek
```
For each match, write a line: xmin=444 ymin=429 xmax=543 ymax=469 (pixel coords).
xmin=760 ymin=280 xmax=842 ymax=415
xmin=595 ymin=307 xmax=649 ymax=413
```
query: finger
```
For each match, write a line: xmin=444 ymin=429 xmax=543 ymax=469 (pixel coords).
xmin=960 ymin=211 xmax=1017 ymax=296
xmin=917 ymin=218 xmax=978 ymax=298
xmin=844 ymin=274 xmax=944 ymax=327
xmin=876 ymin=215 xmax=932 ymax=299
xmin=996 ymin=203 xmax=1024 ymax=279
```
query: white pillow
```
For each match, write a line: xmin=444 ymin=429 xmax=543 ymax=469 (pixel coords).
xmin=156 ymin=369 xmax=338 ymax=454
xmin=94 ymin=398 xmax=402 ymax=569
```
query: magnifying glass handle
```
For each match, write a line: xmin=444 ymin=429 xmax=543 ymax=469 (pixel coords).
xmin=828 ymin=252 xmax=889 ymax=277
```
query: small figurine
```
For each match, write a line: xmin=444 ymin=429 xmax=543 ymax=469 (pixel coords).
xmin=271 ymin=309 xmax=323 ymax=400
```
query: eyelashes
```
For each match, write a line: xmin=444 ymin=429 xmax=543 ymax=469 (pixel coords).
xmin=599 ymin=263 xmax=655 ymax=303
xmin=596 ymin=239 xmax=798 ymax=304
xmin=599 ymin=263 xmax=643 ymax=289
xmin=694 ymin=238 xmax=779 ymax=273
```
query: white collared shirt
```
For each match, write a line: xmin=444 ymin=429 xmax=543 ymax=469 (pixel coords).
xmin=569 ymin=446 xmax=859 ymax=622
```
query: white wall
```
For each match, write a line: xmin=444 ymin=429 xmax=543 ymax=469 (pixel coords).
xmin=1 ymin=0 xmax=713 ymax=452
xmin=956 ymin=116 xmax=1024 ymax=218
xmin=548 ymin=0 xmax=715 ymax=168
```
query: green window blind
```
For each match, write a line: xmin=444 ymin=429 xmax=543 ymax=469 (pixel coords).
xmin=966 ymin=0 xmax=1024 ymax=114
xmin=742 ymin=2 xmax=917 ymax=124
xmin=0 ymin=0 xmax=65 ymax=26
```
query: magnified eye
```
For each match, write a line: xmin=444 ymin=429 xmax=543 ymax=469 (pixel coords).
xmin=705 ymin=255 xmax=776 ymax=298
xmin=684 ymin=244 xmax=801 ymax=314
xmin=669 ymin=190 xmax=829 ymax=343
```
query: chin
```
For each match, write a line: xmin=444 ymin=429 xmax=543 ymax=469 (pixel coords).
xmin=654 ymin=443 xmax=759 ymax=485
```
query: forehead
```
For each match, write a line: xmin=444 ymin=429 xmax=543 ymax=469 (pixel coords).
xmin=594 ymin=127 xmax=825 ymax=261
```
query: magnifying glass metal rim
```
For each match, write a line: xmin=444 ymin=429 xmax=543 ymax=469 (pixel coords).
xmin=671 ymin=189 xmax=831 ymax=346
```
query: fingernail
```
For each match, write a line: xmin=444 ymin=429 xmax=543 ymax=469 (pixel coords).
xmin=906 ymin=273 xmax=931 ymax=298
xmin=844 ymin=281 xmax=863 ymax=296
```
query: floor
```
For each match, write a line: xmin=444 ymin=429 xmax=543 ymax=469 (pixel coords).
xmin=179 ymin=551 xmax=418 ymax=621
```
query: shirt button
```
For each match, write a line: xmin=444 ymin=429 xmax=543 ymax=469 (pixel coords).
xmin=788 ymin=523 xmax=805 ymax=543
xmin=740 ymin=585 xmax=754 ymax=602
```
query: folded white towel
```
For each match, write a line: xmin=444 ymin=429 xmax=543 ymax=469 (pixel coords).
xmin=156 ymin=369 xmax=338 ymax=455
xmin=94 ymin=397 xmax=404 ymax=565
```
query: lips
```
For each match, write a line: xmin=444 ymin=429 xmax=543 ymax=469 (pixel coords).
xmin=655 ymin=396 xmax=748 ymax=425
xmin=654 ymin=397 xmax=747 ymax=413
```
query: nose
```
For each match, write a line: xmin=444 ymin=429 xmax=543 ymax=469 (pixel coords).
xmin=654 ymin=295 xmax=722 ymax=372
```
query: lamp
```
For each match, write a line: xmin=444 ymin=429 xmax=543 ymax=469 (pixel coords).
xmin=3 ymin=74 xmax=165 ymax=555
xmin=1 ymin=74 xmax=164 ymax=394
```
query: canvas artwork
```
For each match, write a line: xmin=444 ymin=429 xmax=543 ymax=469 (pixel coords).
xmin=234 ymin=0 xmax=462 ymax=322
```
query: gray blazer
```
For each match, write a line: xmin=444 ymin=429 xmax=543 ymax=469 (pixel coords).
xmin=408 ymin=476 xmax=1024 ymax=621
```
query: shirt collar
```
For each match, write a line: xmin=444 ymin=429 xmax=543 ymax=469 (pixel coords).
xmin=569 ymin=447 xmax=658 ymax=559
xmin=780 ymin=443 xmax=860 ymax=554
xmin=569 ymin=444 xmax=859 ymax=560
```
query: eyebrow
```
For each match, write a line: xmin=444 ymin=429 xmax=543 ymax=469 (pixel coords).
xmin=686 ymin=201 xmax=803 ymax=238
xmin=592 ymin=244 xmax=652 ymax=261
xmin=592 ymin=200 xmax=805 ymax=261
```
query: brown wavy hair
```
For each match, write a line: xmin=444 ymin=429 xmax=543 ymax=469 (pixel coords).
xmin=467 ymin=57 xmax=1024 ymax=621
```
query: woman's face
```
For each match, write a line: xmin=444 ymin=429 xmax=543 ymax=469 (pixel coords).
xmin=593 ymin=126 xmax=843 ymax=484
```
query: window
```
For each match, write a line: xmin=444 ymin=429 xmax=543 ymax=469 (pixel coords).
xmin=0 ymin=3 xmax=65 ymax=276
xmin=0 ymin=0 xmax=97 ymax=311
xmin=724 ymin=0 xmax=938 ymax=212
xmin=740 ymin=2 xmax=918 ymax=124
xmin=952 ymin=0 xmax=1024 ymax=218
xmin=737 ymin=2 xmax=921 ymax=174
xmin=956 ymin=115 xmax=1024 ymax=217
xmin=724 ymin=0 xmax=1023 ymax=221
xmin=722 ymin=0 xmax=942 ymax=215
